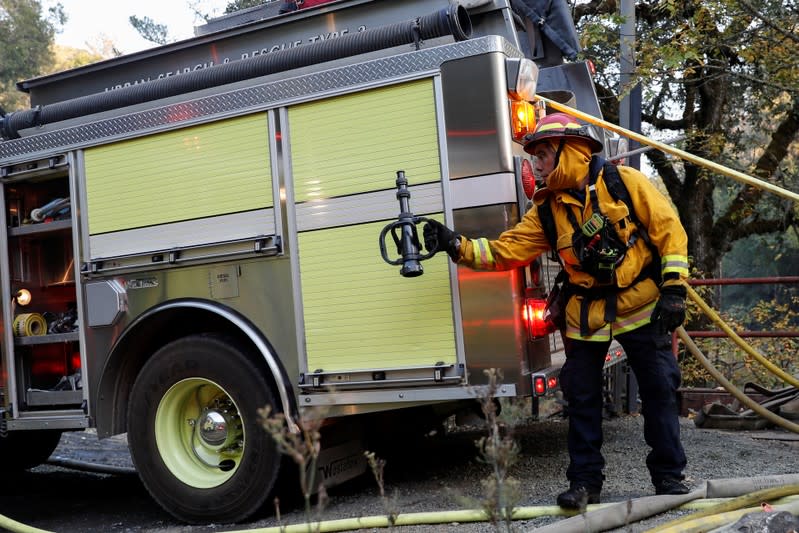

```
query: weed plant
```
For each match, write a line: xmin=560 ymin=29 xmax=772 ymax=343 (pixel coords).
xmin=453 ymin=368 xmax=523 ymax=532
xmin=259 ymin=405 xmax=328 ymax=532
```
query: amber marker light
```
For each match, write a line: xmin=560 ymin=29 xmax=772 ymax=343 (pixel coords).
xmin=510 ymin=99 xmax=536 ymax=142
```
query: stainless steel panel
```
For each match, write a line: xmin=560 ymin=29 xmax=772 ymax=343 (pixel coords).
xmin=454 ymin=204 xmax=529 ymax=388
xmin=87 ymin=256 xmax=301 ymax=435
xmin=441 ymin=52 xmax=516 ymax=180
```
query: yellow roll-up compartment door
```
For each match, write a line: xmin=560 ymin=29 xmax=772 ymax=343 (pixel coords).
xmin=84 ymin=113 xmax=273 ymax=259
xmin=290 ymin=79 xmax=456 ymax=373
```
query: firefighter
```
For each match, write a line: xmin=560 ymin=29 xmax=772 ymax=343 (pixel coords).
xmin=423 ymin=112 xmax=691 ymax=509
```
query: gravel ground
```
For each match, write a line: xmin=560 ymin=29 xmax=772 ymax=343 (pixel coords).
xmin=35 ymin=408 xmax=799 ymax=533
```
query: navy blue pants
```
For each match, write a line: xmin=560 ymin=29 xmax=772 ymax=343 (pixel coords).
xmin=559 ymin=322 xmax=687 ymax=490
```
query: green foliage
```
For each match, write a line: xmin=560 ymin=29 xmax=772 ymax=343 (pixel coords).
xmin=721 ymin=232 xmax=799 ymax=310
xmin=573 ymin=0 xmax=799 ymax=277
xmin=128 ymin=15 xmax=169 ymax=45
xmin=0 ymin=0 xmax=64 ymax=111
xmin=679 ymin=295 xmax=799 ymax=388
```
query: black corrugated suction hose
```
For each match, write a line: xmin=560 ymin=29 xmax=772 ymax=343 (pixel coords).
xmin=0 ymin=5 xmax=471 ymax=140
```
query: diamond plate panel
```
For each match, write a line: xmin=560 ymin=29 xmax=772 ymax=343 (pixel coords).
xmin=0 ymin=37 xmax=520 ymax=164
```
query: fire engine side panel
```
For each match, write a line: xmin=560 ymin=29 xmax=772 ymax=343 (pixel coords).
xmin=288 ymin=80 xmax=458 ymax=374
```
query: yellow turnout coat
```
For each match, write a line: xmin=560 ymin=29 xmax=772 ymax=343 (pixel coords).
xmin=458 ymin=140 xmax=689 ymax=341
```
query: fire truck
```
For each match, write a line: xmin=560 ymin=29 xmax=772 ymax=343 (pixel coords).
xmin=0 ymin=0 xmax=622 ymax=523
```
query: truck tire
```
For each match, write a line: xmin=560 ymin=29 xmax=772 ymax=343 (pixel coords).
xmin=0 ymin=430 xmax=62 ymax=471
xmin=127 ymin=334 xmax=282 ymax=524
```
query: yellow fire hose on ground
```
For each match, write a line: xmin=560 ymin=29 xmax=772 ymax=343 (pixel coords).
xmin=1 ymin=494 xmax=795 ymax=533
xmin=215 ymin=476 xmax=799 ymax=533
xmin=649 ymin=485 xmax=799 ymax=533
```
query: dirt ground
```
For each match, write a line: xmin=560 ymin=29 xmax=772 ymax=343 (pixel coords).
xmin=1 ymin=411 xmax=798 ymax=533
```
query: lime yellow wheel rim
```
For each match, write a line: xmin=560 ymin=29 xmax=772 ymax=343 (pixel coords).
xmin=154 ymin=377 xmax=245 ymax=488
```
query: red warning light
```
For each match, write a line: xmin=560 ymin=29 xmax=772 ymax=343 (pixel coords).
xmin=533 ymin=375 xmax=546 ymax=395
xmin=521 ymin=158 xmax=536 ymax=199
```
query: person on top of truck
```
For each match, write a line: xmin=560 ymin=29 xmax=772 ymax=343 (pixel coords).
xmin=423 ymin=112 xmax=691 ymax=509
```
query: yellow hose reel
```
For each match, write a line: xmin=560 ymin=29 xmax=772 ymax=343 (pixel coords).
xmin=12 ymin=313 xmax=47 ymax=337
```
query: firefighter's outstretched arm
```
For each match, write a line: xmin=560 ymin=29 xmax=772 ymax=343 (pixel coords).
xmin=423 ymin=208 xmax=550 ymax=270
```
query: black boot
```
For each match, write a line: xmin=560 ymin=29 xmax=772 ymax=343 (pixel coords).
xmin=556 ymin=485 xmax=601 ymax=509
xmin=654 ymin=477 xmax=690 ymax=495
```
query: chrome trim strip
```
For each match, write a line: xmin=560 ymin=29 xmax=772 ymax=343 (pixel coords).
xmin=69 ymin=152 xmax=91 ymax=410
xmin=281 ymin=108 xmax=309 ymax=378
xmin=434 ymin=74 xmax=468 ymax=381
xmin=300 ymin=384 xmax=518 ymax=406
xmin=88 ymin=209 xmax=276 ymax=259
xmin=7 ymin=414 xmax=90 ymax=430
xmin=0 ymin=169 xmax=16 ymax=417
xmin=75 ymin=150 xmax=92 ymax=269
xmin=295 ymin=183 xmax=442 ymax=232
xmin=299 ymin=376 xmax=463 ymax=389
xmin=450 ymin=173 xmax=517 ymax=209
xmin=292 ymin=176 xmax=517 ymax=233
xmin=308 ymin=363 xmax=456 ymax=375
xmin=84 ymin=235 xmax=279 ymax=275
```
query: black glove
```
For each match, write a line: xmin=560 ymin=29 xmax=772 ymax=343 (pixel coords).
xmin=651 ymin=284 xmax=687 ymax=334
xmin=423 ymin=219 xmax=461 ymax=261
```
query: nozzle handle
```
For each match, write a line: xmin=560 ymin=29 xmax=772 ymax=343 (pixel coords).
xmin=378 ymin=171 xmax=436 ymax=277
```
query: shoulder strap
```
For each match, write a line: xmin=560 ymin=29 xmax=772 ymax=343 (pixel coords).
xmin=537 ymin=199 xmax=558 ymax=258
xmin=601 ymin=161 xmax=632 ymax=217
xmin=600 ymin=160 xmax=653 ymax=246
